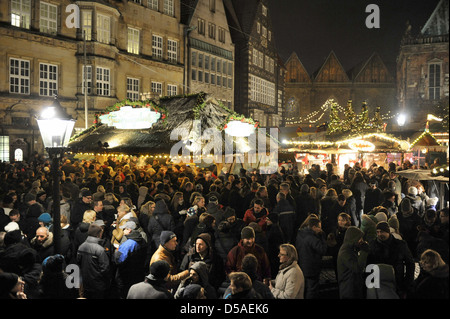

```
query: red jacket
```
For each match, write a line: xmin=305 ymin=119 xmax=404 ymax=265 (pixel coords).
xmin=243 ymin=207 xmax=269 ymax=230
xmin=225 ymin=240 xmax=271 ymax=280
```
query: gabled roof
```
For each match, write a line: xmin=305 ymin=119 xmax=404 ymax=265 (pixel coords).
xmin=180 ymin=0 xmax=199 ymax=26
xmin=421 ymin=0 xmax=449 ymax=37
xmin=348 ymin=53 xmax=394 ymax=83
xmin=313 ymin=51 xmax=350 ymax=82
xmin=285 ymin=52 xmax=311 ymax=83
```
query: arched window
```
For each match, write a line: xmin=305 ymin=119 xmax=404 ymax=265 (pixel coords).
xmin=14 ymin=148 xmax=23 ymax=162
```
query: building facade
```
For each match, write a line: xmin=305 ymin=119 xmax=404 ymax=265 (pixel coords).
xmin=224 ymin=0 xmax=284 ymax=128
xmin=284 ymin=51 xmax=397 ymax=127
xmin=396 ymin=0 xmax=449 ymax=131
xmin=181 ymin=0 xmax=235 ymax=108
xmin=0 ymin=0 xmax=185 ymax=161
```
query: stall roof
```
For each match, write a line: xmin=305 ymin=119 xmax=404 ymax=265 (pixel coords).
xmin=69 ymin=93 xmax=278 ymax=156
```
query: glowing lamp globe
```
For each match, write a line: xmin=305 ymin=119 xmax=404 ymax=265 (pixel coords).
xmin=37 ymin=95 xmax=76 ymax=149
xmin=224 ymin=120 xmax=255 ymax=137
xmin=99 ymin=105 xmax=161 ymax=129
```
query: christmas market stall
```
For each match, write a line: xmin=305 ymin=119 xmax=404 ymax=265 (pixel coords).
xmin=282 ymin=99 xmax=411 ymax=174
xmin=407 ymin=128 xmax=448 ymax=167
xmin=68 ymin=93 xmax=279 ymax=174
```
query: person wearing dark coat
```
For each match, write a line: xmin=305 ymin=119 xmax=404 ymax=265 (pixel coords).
xmin=228 ymin=180 xmax=245 ymax=218
xmin=273 ymin=192 xmax=296 ymax=243
xmin=21 ymin=200 xmax=44 ymax=242
xmin=76 ymin=224 xmax=111 ymax=299
xmin=127 ymin=260 xmax=173 ymax=299
xmin=367 ymin=221 xmax=415 ymax=298
xmin=364 ymin=180 xmax=384 ymax=214
xmin=30 ymin=227 xmax=55 ymax=263
xmin=222 ymin=254 xmax=274 ymax=299
xmin=295 ymin=216 xmax=328 ymax=299
xmin=0 ymin=230 xmax=41 ymax=299
xmin=215 ymin=220 xmax=239 ymax=262
xmin=397 ymin=198 xmax=422 ymax=255
xmin=175 ymin=261 xmax=217 ymax=299
xmin=320 ymin=189 xmax=341 ymax=235
xmin=350 ymin=173 xmax=369 ymax=224
xmin=0 ymin=272 xmax=26 ymax=299
xmin=37 ymin=254 xmax=79 ymax=299
xmin=410 ymin=249 xmax=449 ymax=299
xmin=180 ymin=233 xmax=225 ymax=291
xmin=147 ymin=199 xmax=175 ymax=255
xmin=294 ymin=184 xmax=316 ymax=229
xmin=70 ymin=189 xmax=93 ymax=230
xmin=337 ymin=226 xmax=369 ymax=299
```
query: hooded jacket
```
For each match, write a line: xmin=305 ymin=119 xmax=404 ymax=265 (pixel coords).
xmin=180 ymin=233 xmax=225 ymax=289
xmin=337 ymin=226 xmax=368 ymax=299
xmin=175 ymin=261 xmax=217 ymax=299
xmin=30 ymin=232 xmax=55 ymax=263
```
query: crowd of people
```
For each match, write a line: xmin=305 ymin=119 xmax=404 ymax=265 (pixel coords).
xmin=0 ymin=154 xmax=448 ymax=300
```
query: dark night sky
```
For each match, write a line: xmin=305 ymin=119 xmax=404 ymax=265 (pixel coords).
xmin=267 ymin=0 xmax=441 ymax=75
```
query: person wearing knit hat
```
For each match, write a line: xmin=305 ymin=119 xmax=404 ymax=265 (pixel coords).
xmin=150 ymin=231 xmax=190 ymax=289
xmin=241 ymin=226 xmax=255 ymax=240
xmin=225 ymin=225 xmax=271 ymax=284
xmin=367 ymin=221 xmax=416 ymax=297
xmin=376 ymin=221 xmax=391 ymax=235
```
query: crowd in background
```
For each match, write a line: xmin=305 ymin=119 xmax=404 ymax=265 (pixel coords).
xmin=0 ymin=153 xmax=448 ymax=300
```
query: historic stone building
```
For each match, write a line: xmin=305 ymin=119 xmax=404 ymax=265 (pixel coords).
xmin=181 ymin=0 xmax=235 ymax=108
xmin=284 ymin=51 xmax=397 ymax=127
xmin=396 ymin=0 xmax=449 ymax=131
xmin=0 ymin=0 xmax=185 ymax=161
xmin=224 ymin=0 xmax=284 ymax=128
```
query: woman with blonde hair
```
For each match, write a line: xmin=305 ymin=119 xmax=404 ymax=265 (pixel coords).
xmin=411 ymin=249 xmax=449 ymax=299
xmin=269 ymin=243 xmax=305 ymax=299
xmin=73 ymin=209 xmax=97 ymax=255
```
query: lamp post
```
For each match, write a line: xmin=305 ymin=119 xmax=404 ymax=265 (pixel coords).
xmin=36 ymin=95 xmax=75 ymax=254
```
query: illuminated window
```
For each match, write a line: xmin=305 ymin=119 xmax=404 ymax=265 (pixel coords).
xmin=128 ymin=27 xmax=140 ymax=54
xmin=11 ymin=0 xmax=31 ymax=29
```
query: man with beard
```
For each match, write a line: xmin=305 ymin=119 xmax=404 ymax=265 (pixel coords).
xmin=225 ymin=226 xmax=271 ymax=284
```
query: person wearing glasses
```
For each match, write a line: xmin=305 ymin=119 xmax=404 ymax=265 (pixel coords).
xmin=269 ymin=244 xmax=304 ymax=299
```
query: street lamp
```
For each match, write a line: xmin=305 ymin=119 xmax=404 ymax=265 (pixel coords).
xmin=397 ymin=113 xmax=406 ymax=127
xmin=37 ymin=95 xmax=75 ymax=254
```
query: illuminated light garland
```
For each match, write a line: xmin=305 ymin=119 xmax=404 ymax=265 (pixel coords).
xmin=284 ymin=133 xmax=411 ymax=151
xmin=285 ymin=99 xmax=398 ymax=125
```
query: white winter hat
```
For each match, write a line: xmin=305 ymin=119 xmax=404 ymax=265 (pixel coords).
xmin=4 ymin=222 xmax=19 ymax=232
xmin=408 ymin=186 xmax=418 ymax=196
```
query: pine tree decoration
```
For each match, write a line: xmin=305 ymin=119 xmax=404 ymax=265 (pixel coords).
xmin=344 ymin=100 xmax=357 ymax=133
xmin=373 ymin=106 xmax=383 ymax=132
xmin=327 ymin=100 xmax=342 ymax=135
xmin=357 ymin=101 xmax=369 ymax=133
